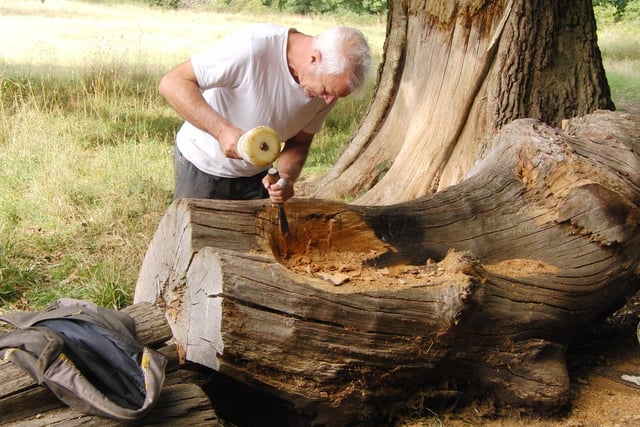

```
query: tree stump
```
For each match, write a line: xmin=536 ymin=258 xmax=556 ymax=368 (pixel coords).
xmin=134 ymin=111 xmax=640 ymax=425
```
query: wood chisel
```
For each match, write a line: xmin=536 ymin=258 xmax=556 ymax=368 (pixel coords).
xmin=267 ymin=168 xmax=290 ymax=235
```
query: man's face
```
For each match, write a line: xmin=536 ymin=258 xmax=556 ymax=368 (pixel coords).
xmin=299 ymin=59 xmax=352 ymax=104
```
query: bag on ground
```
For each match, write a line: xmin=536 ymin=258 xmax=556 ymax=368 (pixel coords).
xmin=0 ymin=298 xmax=167 ymax=420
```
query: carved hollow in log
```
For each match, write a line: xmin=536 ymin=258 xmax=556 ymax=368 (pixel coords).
xmin=134 ymin=112 xmax=640 ymax=425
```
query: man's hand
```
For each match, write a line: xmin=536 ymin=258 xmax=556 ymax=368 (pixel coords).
xmin=262 ymin=131 xmax=313 ymax=202
xmin=264 ymin=171 xmax=294 ymax=203
xmin=217 ymin=126 xmax=244 ymax=159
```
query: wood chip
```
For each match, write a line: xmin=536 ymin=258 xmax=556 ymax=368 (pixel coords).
xmin=317 ymin=272 xmax=351 ymax=286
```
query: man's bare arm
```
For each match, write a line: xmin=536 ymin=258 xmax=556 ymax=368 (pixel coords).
xmin=158 ymin=60 xmax=243 ymax=158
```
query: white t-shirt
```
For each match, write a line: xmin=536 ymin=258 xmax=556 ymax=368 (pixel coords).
xmin=176 ymin=24 xmax=334 ymax=178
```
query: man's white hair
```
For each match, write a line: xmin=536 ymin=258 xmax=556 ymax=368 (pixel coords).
xmin=313 ymin=26 xmax=372 ymax=92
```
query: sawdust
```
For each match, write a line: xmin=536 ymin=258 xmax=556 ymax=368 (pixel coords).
xmin=436 ymin=308 xmax=640 ymax=427
xmin=485 ymin=258 xmax=559 ymax=276
xmin=282 ymin=249 xmax=446 ymax=292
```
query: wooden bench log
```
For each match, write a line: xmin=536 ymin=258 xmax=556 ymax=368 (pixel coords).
xmin=3 ymin=383 xmax=220 ymax=427
xmin=134 ymin=112 xmax=640 ymax=425
xmin=0 ymin=302 xmax=220 ymax=426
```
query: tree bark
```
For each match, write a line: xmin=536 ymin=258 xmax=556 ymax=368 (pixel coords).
xmin=316 ymin=0 xmax=614 ymax=204
xmin=134 ymin=111 xmax=640 ymax=425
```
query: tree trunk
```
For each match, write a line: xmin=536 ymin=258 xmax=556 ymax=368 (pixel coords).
xmin=134 ymin=111 xmax=640 ymax=425
xmin=316 ymin=0 xmax=614 ymax=204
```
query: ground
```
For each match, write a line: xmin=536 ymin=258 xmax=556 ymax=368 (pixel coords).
xmin=437 ymin=300 xmax=640 ymax=427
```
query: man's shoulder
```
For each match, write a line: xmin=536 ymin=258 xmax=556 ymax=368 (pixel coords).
xmin=246 ymin=23 xmax=290 ymax=39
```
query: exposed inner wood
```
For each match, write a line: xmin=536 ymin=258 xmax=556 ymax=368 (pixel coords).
xmin=271 ymin=209 xmax=561 ymax=292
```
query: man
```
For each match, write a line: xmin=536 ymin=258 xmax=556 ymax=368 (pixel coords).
xmin=158 ymin=24 xmax=371 ymax=203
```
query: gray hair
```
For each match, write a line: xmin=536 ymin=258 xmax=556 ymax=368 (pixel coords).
xmin=313 ymin=26 xmax=372 ymax=92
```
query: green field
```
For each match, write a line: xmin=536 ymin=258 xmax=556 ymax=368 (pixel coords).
xmin=0 ymin=0 xmax=638 ymax=312
xmin=0 ymin=0 xmax=385 ymax=311
xmin=598 ymin=27 xmax=640 ymax=108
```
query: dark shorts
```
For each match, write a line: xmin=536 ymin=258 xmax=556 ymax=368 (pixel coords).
xmin=173 ymin=144 xmax=269 ymax=201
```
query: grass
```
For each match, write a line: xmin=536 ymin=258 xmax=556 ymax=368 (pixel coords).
xmin=598 ymin=27 xmax=640 ymax=108
xmin=0 ymin=0 xmax=638 ymax=316
xmin=0 ymin=0 xmax=385 ymax=312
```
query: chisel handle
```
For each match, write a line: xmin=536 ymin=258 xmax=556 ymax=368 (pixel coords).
xmin=267 ymin=168 xmax=285 ymax=188
xmin=267 ymin=168 xmax=289 ymax=234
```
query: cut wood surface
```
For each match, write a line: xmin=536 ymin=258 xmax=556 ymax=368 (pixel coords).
xmin=134 ymin=112 xmax=640 ymax=425
xmin=0 ymin=303 xmax=220 ymax=426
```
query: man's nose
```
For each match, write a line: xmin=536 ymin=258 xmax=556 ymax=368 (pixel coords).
xmin=323 ymin=94 xmax=336 ymax=104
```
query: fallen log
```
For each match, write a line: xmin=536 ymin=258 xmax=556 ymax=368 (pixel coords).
xmin=134 ymin=112 xmax=640 ymax=425
xmin=2 ymin=383 xmax=220 ymax=427
xmin=0 ymin=303 xmax=220 ymax=426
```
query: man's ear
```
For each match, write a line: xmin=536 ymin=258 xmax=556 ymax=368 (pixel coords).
xmin=310 ymin=49 xmax=322 ymax=66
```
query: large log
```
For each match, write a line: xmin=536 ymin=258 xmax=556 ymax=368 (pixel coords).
xmin=0 ymin=303 xmax=221 ymax=426
xmin=134 ymin=111 xmax=640 ymax=425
